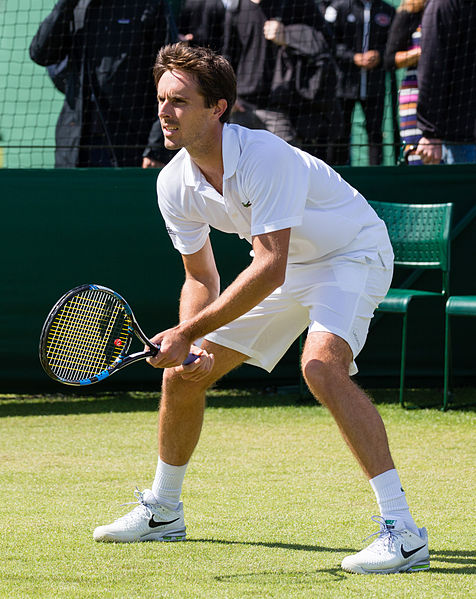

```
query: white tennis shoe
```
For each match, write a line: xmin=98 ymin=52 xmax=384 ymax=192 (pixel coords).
xmin=341 ymin=516 xmax=430 ymax=574
xmin=93 ymin=488 xmax=186 ymax=543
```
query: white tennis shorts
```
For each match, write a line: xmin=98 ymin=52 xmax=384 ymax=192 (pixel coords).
xmin=205 ymin=251 xmax=393 ymax=376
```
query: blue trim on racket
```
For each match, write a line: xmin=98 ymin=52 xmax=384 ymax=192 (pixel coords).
xmin=39 ymin=284 xmax=199 ymax=386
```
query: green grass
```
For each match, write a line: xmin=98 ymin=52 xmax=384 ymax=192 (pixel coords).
xmin=0 ymin=389 xmax=474 ymax=598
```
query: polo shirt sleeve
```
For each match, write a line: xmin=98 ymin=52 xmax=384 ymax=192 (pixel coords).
xmin=157 ymin=176 xmax=210 ymax=255
xmin=241 ymin=139 xmax=310 ymax=237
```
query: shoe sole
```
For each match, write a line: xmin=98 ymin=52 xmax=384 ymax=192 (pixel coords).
xmin=342 ymin=560 xmax=430 ymax=575
xmin=94 ymin=530 xmax=187 ymax=543
xmin=142 ymin=531 xmax=187 ymax=542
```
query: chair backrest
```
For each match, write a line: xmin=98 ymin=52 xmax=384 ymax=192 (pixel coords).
xmin=369 ymin=201 xmax=453 ymax=268
xmin=369 ymin=201 xmax=453 ymax=293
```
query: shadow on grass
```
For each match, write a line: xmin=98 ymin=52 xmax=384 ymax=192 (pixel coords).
xmin=0 ymin=388 xmax=312 ymax=418
xmin=0 ymin=393 xmax=160 ymax=418
xmin=0 ymin=386 xmax=474 ymax=418
xmin=427 ymin=549 xmax=476 ymax=574
xmin=187 ymin=537 xmax=353 ymax=554
xmin=187 ymin=540 xmax=475 ymax=576
xmin=214 ymin=567 xmax=347 ymax=583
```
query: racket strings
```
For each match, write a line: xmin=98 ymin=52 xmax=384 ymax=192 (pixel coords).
xmin=45 ymin=289 xmax=131 ymax=380
xmin=52 ymin=302 xmax=118 ymax=376
xmin=57 ymin=293 xmax=122 ymax=365
xmin=48 ymin=295 xmax=126 ymax=379
xmin=47 ymin=295 xmax=119 ymax=377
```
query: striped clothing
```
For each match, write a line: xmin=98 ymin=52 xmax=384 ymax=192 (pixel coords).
xmin=398 ymin=25 xmax=422 ymax=165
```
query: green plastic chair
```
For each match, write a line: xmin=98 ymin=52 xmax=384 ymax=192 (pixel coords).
xmin=443 ymin=296 xmax=476 ymax=411
xmin=369 ymin=201 xmax=453 ymax=407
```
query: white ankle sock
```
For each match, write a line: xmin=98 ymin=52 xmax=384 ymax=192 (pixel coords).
xmin=151 ymin=458 xmax=188 ymax=510
xmin=369 ymin=469 xmax=419 ymax=535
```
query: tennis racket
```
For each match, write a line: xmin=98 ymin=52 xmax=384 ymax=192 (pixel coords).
xmin=39 ymin=284 xmax=198 ymax=386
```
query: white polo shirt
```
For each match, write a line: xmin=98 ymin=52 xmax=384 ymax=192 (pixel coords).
xmin=157 ymin=124 xmax=392 ymax=266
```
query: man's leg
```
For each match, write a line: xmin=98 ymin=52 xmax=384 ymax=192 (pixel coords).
xmin=326 ymin=98 xmax=354 ymax=166
xmin=93 ymin=341 xmax=247 ymax=543
xmin=158 ymin=341 xmax=248 ymax=466
xmin=362 ymin=97 xmax=384 ymax=166
xmin=301 ymin=331 xmax=393 ymax=479
xmin=302 ymin=331 xmax=429 ymax=574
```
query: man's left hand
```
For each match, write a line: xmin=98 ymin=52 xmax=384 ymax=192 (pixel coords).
xmin=173 ymin=345 xmax=215 ymax=381
xmin=361 ymin=50 xmax=380 ymax=70
xmin=263 ymin=20 xmax=286 ymax=46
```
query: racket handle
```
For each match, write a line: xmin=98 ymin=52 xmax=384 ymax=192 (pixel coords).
xmin=183 ymin=352 xmax=200 ymax=365
xmin=150 ymin=344 xmax=199 ymax=366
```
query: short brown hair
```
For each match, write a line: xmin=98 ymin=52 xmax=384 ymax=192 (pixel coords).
xmin=153 ymin=43 xmax=237 ymax=123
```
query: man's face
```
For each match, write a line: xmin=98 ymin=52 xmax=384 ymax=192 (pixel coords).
xmin=157 ymin=69 xmax=220 ymax=153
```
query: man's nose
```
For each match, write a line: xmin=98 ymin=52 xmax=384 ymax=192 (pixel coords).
xmin=158 ymin=100 xmax=171 ymax=118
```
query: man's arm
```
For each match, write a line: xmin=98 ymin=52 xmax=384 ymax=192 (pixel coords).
xmin=29 ymin=0 xmax=77 ymax=66
xmin=416 ymin=0 xmax=449 ymax=141
xmin=179 ymin=237 xmax=221 ymax=323
xmin=415 ymin=0 xmax=448 ymax=164
xmin=147 ymin=228 xmax=291 ymax=368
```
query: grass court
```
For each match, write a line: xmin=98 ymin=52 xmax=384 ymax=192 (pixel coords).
xmin=0 ymin=388 xmax=474 ymax=598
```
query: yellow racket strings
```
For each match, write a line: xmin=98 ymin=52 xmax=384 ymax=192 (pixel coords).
xmin=46 ymin=289 xmax=130 ymax=380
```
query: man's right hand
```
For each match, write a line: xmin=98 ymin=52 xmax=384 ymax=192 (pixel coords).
xmin=354 ymin=50 xmax=381 ymax=70
xmin=142 ymin=156 xmax=165 ymax=168
xmin=416 ymin=137 xmax=443 ymax=164
xmin=232 ymin=99 xmax=246 ymax=113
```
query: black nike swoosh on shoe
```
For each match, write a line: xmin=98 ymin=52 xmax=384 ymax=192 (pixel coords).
xmin=148 ymin=516 xmax=180 ymax=529
xmin=401 ymin=544 xmax=426 ymax=559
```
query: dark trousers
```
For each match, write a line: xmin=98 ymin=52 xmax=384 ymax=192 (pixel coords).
xmin=328 ymin=97 xmax=385 ymax=166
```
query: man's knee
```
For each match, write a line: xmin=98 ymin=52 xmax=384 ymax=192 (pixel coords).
xmin=301 ymin=332 xmax=353 ymax=402
xmin=302 ymin=358 xmax=339 ymax=397
xmin=162 ymin=367 xmax=212 ymax=397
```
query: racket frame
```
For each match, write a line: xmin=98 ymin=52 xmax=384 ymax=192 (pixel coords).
xmin=39 ymin=284 xmax=159 ymax=386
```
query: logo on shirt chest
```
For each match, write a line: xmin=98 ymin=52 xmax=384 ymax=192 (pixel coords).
xmin=374 ymin=13 xmax=391 ymax=27
xmin=241 ymin=200 xmax=252 ymax=208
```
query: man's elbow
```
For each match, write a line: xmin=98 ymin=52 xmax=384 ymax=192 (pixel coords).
xmin=266 ymin=264 xmax=286 ymax=291
xmin=199 ymin=273 xmax=220 ymax=300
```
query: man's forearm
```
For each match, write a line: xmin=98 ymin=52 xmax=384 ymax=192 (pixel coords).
xmin=29 ymin=0 xmax=76 ymax=65
xmin=148 ymin=230 xmax=289 ymax=368
xmin=178 ymin=260 xmax=282 ymax=343
xmin=179 ymin=277 xmax=219 ymax=323
xmin=179 ymin=230 xmax=289 ymax=342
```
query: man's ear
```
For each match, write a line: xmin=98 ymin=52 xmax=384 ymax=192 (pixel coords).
xmin=213 ymin=99 xmax=227 ymax=120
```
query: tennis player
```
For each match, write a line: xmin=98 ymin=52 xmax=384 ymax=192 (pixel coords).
xmin=94 ymin=43 xmax=429 ymax=575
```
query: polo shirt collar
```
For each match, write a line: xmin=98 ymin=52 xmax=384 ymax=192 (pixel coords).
xmin=183 ymin=123 xmax=241 ymax=188
xmin=222 ymin=123 xmax=241 ymax=180
xmin=183 ymin=151 xmax=202 ymax=189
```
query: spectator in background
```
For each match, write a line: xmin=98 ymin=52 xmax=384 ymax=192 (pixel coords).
xmin=223 ymin=0 xmax=337 ymax=160
xmin=177 ymin=0 xmax=225 ymax=52
xmin=266 ymin=4 xmax=339 ymax=160
xmin=29 ymin=0 xmax=177 ymax=168
xmin=384 ymin=0 xmax=427 ymax=165
xmin=325 ymin=0 xmax=395 ymax=165
xmin=223 ymin=0 xmax=298 ymax=146
xmin=416 ymin=0 xmax=476 ymax=164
